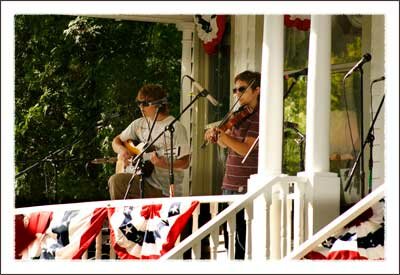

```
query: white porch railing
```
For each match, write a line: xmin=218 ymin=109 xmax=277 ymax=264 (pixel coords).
xmin=284 ymin=183 xmax=385 ymax=260
xmin=161 ymin=175 xmax=309 ymax=260
xmin=15 ymin=175 xmax=309 ymax=260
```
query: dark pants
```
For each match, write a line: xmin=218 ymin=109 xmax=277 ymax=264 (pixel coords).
xmin=221 ymin=189 xmax=246 ymax=260
xmin=108 ymin=173 xmax=163 ymax=199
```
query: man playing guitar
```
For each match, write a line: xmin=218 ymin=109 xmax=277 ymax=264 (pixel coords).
xmin=108 ymin=84 xmax=190 ymax=199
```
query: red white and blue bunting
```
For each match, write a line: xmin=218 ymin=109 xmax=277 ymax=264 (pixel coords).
xmin=194 ymin=15 xmax=226 ymax=55
xmin=15 ymin=200 xmax=199 ymax=260
xmin=304 ymin=199 xmax=385 ymax=260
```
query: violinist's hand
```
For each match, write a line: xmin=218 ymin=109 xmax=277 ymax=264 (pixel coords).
xmin=204 ymin=127 xmax=219 ymax=144
xmin=214 ymin=128 xmax=228 ymax=148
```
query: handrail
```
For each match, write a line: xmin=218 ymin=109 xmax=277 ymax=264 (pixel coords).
xmin=161 ymin=175 xmax=304 ymax=259
xmin=14 ymin=194 xmax=242 ymax=215
xmin=284 ymin=183 xmax=385 ymax=260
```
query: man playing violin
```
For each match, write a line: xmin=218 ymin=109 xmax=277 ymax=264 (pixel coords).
xmin=204 ymin=70 xmax=261 ymax=259
xmin=108 ymin=84 xmax=190 ymax=200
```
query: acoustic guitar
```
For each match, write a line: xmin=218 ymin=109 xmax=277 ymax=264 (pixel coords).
xmin=116 ymin=140 xmax=180 ymax=176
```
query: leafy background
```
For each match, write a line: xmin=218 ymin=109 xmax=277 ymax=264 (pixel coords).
xmin=15 ymin=15 xmax=182 ymax=207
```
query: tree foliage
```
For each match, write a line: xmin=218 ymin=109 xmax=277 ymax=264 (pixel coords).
xmin=15 ymin=15 xmax=182 ymax=207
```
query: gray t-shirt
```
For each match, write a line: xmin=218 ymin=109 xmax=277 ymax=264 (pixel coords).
xmin=119 ymin=116 xmax=190 ymax=196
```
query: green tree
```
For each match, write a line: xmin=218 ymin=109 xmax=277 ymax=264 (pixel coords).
xmin=15 ymin=15 xmax=182 ymax=207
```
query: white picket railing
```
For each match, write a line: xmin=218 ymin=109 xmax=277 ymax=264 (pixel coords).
xmin=161 ymin=175 xmax=309 ymax=260
xmin=283 ymin=183 xmax=385 ymax=260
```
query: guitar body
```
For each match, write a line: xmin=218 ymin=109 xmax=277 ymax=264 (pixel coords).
xmin=116 ymin=140 xmax=155 ymax=177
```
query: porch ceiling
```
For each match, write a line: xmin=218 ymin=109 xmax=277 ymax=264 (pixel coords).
xmin=87 ymin=14 xmax=195 ymax=24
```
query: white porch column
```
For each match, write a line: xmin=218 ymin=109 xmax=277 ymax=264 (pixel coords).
xmin=258 ymin=16 xmax=284 ymax=176
xmin=298 ymin=15 xmax=340 ymax=234
xmin=305 ymin=15 xmax=331 ymax=173
xmin=176 ymin=22 xmax=195 ymax=196
xmin=249 ymin=15 xmax=284 ymax=260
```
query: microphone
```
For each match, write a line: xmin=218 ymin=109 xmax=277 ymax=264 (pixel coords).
xmin=284 ymin=68 xmax=308 ymax=80
xmin=343 ymin=53 xmax=372 ymax=80
xmin=371 ymin=76 xmax=385 ymax=84
xmin=185 ymin=75 xmax=221 ymax=107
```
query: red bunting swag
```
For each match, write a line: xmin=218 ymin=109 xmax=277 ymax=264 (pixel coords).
xmin=17 ymin=208 xmax=107 ymax=259
xmin=108 ymin=200 xmax=199 ymax=259
xmin=284 ymin=15 xmax=311 ymax=31
xmin=304 ymin=199 xmax=385 ymax=260
xmin=194 ymin=15 xmax=226 ymax=55
xmin=15 ymin=211 xmax=53 ymax=259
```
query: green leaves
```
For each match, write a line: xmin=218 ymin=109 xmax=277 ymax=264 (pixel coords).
xmin=15 ymin=15 xmax=182 ymax=207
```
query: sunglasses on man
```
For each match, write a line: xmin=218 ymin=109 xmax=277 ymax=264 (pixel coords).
xmin=136 ymin=97 xmax=168 ymax=107
xmin=232 ymin=86 xmax=248 ymax=94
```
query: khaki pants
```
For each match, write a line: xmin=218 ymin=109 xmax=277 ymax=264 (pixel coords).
xmin=108 ymin=173 xmax=163 ymax=200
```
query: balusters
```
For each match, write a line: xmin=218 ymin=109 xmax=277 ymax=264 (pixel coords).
xmin=82 ymin=250 xmax=88 ymax=259
xmin=280 ymin=183 xmax=288 ymax=258
xmin=95 ymin=231 xmax=102 ymax=259
xmin=226 ymin=214 xmax=236 ymax=260
xmin=244 ymin=203 xmax=253 ymax=259
xmin=192 ymin=242 xmax=201 ymax=259
xmin=270 ymin=185 xmax=282 ymax=259
xmin=109 ymin=245 xmax=116 ymax=259
xmin=286 ymin=190 xmax=294 ymax=254
xmin=292 ymin=181 xmax=305 ymax=248
xmin=191 ymin=203 xmax=200 ymax=259
xmin=209 ymin=202 xmax=219 ymax=259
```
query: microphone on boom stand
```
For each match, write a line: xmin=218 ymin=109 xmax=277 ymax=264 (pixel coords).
xmin=344 ymin=75 xmax=385 ymax=194
xmin=184 ymin=75 xmax=222 ymax=107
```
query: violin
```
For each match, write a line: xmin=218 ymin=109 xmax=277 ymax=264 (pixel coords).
xmin=218 ymin=105 xmax=252 ymax=132
xmin=202 ymin=105 xmax=252 ymax=147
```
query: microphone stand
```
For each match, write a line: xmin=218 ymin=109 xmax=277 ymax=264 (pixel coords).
xmin=284 ymin=77 xmax=298 ymax=100
xmin=344 ymin=94 xmax=385 ymax=194
xmin=131 ymin=90 xmax=209 ymax=197
xmin=123 ymin=107 xmax=161 ymax=199
xmin=291 ymin=127 xmax=306 ymax=171
xmin=358 ymin=67 xmax=366 ymax=197
xmin=16 ymin=111 xmax=121 ymax=179
xmin=16 ymin=129 xmax=86 ymax=179
xmin=282 ymin=124 xmax=306 ymax=172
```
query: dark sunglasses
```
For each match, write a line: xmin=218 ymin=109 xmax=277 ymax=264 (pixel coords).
xmin=232 ymin=86 xmax=248 ymax=94
xmin=136 ymin=97 xmax=167 ymax=107
xmin=136 ymin=100 xmax=151 ymax=107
